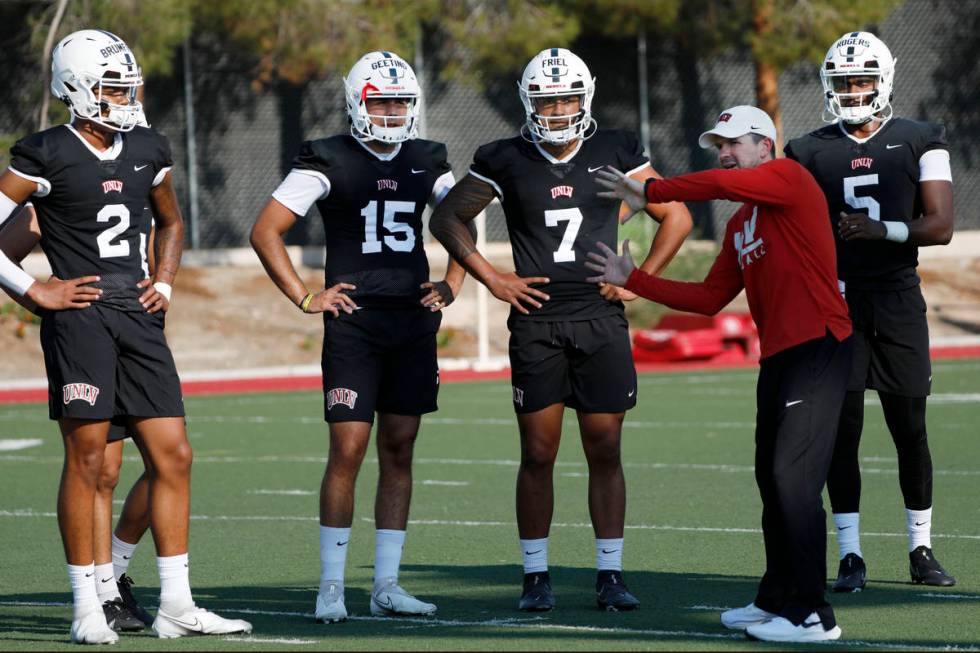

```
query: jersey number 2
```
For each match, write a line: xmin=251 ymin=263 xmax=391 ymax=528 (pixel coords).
xmin=843 ymin=174 xmax=880 ymax=221
xmin=545 ymin=208 xmax=583 ymax=263
xmin=96 ymin=204 xmax=131 ymax=258
xmin=361 ymin=200 xmax=416 ymax=254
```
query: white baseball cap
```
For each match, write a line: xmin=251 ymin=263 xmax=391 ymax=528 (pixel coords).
xmin=698 ymin=105 xmax=777 ymax=149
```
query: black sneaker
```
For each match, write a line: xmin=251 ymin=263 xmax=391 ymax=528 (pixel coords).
xmin=518 ymin=572 xmax=555 ymax=612
xmin=102 ymin=598 xmax=145 ymax=632
xmin=909 ymin=546 xmax=956 ymax=586
xmin=832 ymin=553 xmax=867 ymax=592
xmin=596 ymin=570 xmax=640 ymax=611
xmin=117 ymin=574 xmax=154 ymax=626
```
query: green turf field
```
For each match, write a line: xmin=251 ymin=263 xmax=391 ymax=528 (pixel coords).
xmin=2 ymin=361 xmax=979 ymax=650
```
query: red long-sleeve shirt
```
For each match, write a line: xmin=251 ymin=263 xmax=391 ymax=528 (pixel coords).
xmin=626 ymin=158 xmax=851 ymax=359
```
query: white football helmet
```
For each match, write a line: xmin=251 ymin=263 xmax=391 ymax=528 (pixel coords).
xmin=518 ymin=48 xmax=596 ymax=145
xmin=343 ymin=51 xmax=420 ymax=143
xmin=50 ymin=29 xmax=143 ymax=132
xmin=820 ymin=31 xmax=896 ymax=124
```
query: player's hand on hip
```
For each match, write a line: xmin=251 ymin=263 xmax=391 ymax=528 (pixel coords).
xmin=585 ymin=240 xmax=635 ymax=288
xmin=420 ymin=280 xmax=455 ymax=312
xmin=307 ymin=283 xmax=358 ymax=318
xmin=598 ymin=283 xmax=638 ymax=302
xmin=25 ymin=275 xmax=102 ymax=310
xmin=137 ymin=278 xmax=169 ymax=314
xmin=487 ymin=271 xmax=549 ymax=315
xmin=839 ymin=211 xmax=886 ymax=241
xmin=595 ymin=167 xmax=647 ymax=214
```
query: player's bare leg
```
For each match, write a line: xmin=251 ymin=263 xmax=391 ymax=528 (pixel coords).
xmin=131 ymin=417 xmax=251 ymax=637
xmin=113 ymin=445 xmax=154 ymax=627
xmin=577 ymin=410 xmax=638 ymax=610
xmin=58 ymin=418 xmax=119 ymax=643
xmin=515 ymin=403 xmax=564 ymax=611
xmin=369 ymin=413 xmax=435 ymax=616
xmin=316 ymin=421 xmax=371 ymax=623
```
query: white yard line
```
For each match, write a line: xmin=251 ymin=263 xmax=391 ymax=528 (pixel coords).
xmin=0 ymin=438 xmax=42 ymax=451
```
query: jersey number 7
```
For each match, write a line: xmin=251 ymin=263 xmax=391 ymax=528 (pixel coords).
xmin=545 ymin=208 xmax=583 ymax=263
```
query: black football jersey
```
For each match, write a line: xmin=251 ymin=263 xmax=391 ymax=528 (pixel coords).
xmin=292 ymin=135 xmax=451 ymax=307
xmin=470 ymin=129 xmax=648 ymax=320
xmin=784 ymin=118 xmax=948 ymax=291
xmin=9 ymin=125 xmax=171 ymax=311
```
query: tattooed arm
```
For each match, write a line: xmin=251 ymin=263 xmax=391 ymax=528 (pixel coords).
xmin=144 ymin=172 xmax=184 ymax=313
xmin=429 ymin=174 xmax=549 ymax=315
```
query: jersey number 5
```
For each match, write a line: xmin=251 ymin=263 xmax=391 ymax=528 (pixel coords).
xmin=843 ymin=174 xmax=880 ymax=221
xmin=545 ymin=208 xmax=583 ymax=263
xmin=361 ymin=200 xmax=416 ymax=254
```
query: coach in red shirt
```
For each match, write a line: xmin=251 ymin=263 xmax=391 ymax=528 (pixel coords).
xmin=588 ymin=106 xmax=853 ymax=643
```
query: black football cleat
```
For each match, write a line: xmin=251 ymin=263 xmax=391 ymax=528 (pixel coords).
xmin=102 ymin=598 xmax=146 ymax=632
xmin=909 ymin=546 xmax=956 ymax=586
xmin=596 ymin=570 xmax=640 ymax=611
xmin=832 ymin=553 xmax=867 ymax=592
xmin=518 ymin=571 xmax=555 ymax=612
xmin=117 ymin=574 xmax=154 ymax=626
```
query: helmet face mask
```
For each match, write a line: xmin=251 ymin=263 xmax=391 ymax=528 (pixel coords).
xmin=51 ymin=30 xmax=144 ymax=132
xmin=519 ymin=48 xmax=596 ymax=145
xmin=344 ymin=51 xmax=421 ymax=144
xmin=820 ymin=32 xmax=895 ymax=125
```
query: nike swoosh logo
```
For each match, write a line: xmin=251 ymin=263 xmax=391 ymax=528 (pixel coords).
xmin=588 ymin=165 xmax=605 ymax=173
xmin=838 ymin=525 xmax=852 ymax=530
xmin=101 ymin=577 xmax=112 ymax=583
xmin=785 ymin=400 xmax=803 ymax=407
xmin=627 ymin=390 xmax=635 ymax=397
xmin=601 ymin=549 xmax=620 ymax=554
xmin=122 ymin=555 xmax=131 ymax=560
xmin=802 ymin=620 xmax=822 ymax=628
xmin=336 ymin=540 xmax=349 ymax=546
xmin=886 ymin=144 xmax=903 ymax=149
xmin=373 ymin=595 xmax=394 ymax=609
xmin=169 ymin=616 xmax=201 ymax=629
xmin=85 ymin=572 xmax=94 ymax=577
xmin=411 ymin=168 xmax=425 ymax=174
xmin=525 ymin=549 xmax=543 ymax=555
xmin=750 ymin=125 xmax=761 ymax=129
xmin=134 ymin=164 xmax=149 ymax=171
xmin=915 ymin=521 xmax=928 ymax=526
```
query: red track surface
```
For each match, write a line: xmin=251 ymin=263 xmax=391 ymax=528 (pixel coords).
xmin=2 ymin=345 xmax=978 ymax=405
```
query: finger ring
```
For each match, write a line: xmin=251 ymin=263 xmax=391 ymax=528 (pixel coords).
xmin=434 ymin=301 xmax=441 ymax=307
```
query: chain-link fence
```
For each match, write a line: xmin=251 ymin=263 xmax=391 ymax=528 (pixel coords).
xmin=1 ymin=0 xmax=975 ymax=247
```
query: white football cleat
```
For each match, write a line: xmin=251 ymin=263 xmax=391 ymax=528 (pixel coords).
xmin=315 ymin=582 xmax=348 ymax=623
xmin=70 ymin=609 xmax=119 ymax=645
xmin=720 ymin=602 xmax=778 ymax=630
xmin=746 ymin=612 xmax=842 ymax=642
xmin=370 ymin=578 xmax=436 ymax=616
xmin=152 ymin=605 xmax=252 ymax=638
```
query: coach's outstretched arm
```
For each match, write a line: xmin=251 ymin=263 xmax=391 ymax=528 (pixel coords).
xmin=429 ymin=174 xmax=549 ymax=315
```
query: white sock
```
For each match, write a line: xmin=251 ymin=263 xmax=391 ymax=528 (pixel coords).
xmin=374 ymin=529 xmax=406 ymax=586
xmin=596 ymin=537 xmax=624 ymax=571
xmin=157 ymin=553 xmax=194 ymax=614
xmin=833 ymin=512 xmax=862 ymax=559
xmin=520 ymin=537 xmax=548 ymax=574
xmin=67 ymin=562 xmax=101 ymax=620
xmin=111 ymin=534 xmax=138 ymax=580
xmin=94 ymin=562 xmax=121 ymax=603
xmin=319 ymin=526 xmax=350 ymax=592
xmin=906 ymin=507 xmax=932 ymax=552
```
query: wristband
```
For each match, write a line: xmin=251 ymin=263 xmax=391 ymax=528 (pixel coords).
xmin=0 ymin=253 xmax=37 ymax=296
xmin=300 ymin=292 xmax=315 ymax=313
xmin=152 ymin=282 xmax=172 ymax=301
xmin=883 ymin=221 xmax=910 ymax=243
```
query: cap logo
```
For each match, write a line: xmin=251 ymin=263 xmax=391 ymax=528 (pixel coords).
xmin=717 ymin=112 xmax=733 ymax=123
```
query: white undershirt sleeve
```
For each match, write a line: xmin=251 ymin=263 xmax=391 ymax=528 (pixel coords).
xmin=919 ymin=149 xmax=952 ymax=183
xmin=8 ymin=167 xmax=51 ymax=197
xmin=429 ymin=171 xmax=456 ymax=208
xmin=0 ymin=191 xmax=36 ymax=295
xmin=152 ymin=167 xmax=172 ymax=187
xmin=271 ymin=170 xmax=331 ymax=216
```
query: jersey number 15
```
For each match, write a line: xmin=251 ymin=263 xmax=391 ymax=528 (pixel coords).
xmin=361 ymin=200 xmax=416 ymax=254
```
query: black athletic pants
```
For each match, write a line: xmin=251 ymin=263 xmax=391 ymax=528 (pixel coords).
xmin=753 ymin=332 xmax=853 ymax=628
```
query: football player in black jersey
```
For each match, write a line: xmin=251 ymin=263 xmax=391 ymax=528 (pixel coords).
xmin=0 ymin=30 xmax=250 ymax=642
xmin=430 ymin=48 xmax=692 ymax=611
xmin=785 ymin=31 xmax=955 ymax=591
xmin=251 ymin=50 xmax=469 ymax=624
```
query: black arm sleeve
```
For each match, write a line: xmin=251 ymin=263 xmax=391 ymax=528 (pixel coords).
xmin=429 ymin=174 xmax=495 ymax=262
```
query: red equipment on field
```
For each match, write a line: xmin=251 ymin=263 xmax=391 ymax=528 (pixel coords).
xmin=632 ymin=312 xmax=760 ymax=364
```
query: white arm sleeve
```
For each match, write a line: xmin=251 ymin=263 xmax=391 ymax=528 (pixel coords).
xmin=8 ymin=167 xmax=51 ymax=197
xmin=152 ymin=167 xmax=172 ymax=187
xmin=428 ymin=171 xmax=456 ymax=208
xmin=0 ymin=191 xmax=36 ymax=295
xmin=271 ymin=170 xmax=331 ymax=216
xmin=919 ymin=149 xmax=952 ymax=182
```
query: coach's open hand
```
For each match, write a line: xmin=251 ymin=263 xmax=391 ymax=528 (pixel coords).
xmin=838 ymin=211 xmax=886 ymax=241
xmin=585 ymin=240 xmax=636 ymax=288
xmin=595 ymin=167 xmax=647 ymax=216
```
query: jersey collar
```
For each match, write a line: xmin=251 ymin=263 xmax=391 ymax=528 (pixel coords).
xmin=532 ymin=137 xmax=583 ymax=164
xmin=836 ymin=115 xmax=893 ymax=144
xmin=354 ymin=137 xmax=402 ymax=162
xmin=65 ymin=123 xmax=124 ymax=160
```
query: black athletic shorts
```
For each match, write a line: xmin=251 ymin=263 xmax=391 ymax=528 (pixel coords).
xmin=845 ymin=285 xmax=931 ymax=397
xmin=40 ymin=305 xmax=185 ymax=421
xmin=508 ymin=313 xmax=637 ymax=414
xmin=321 ymin=307 xmax=441 ymax=423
